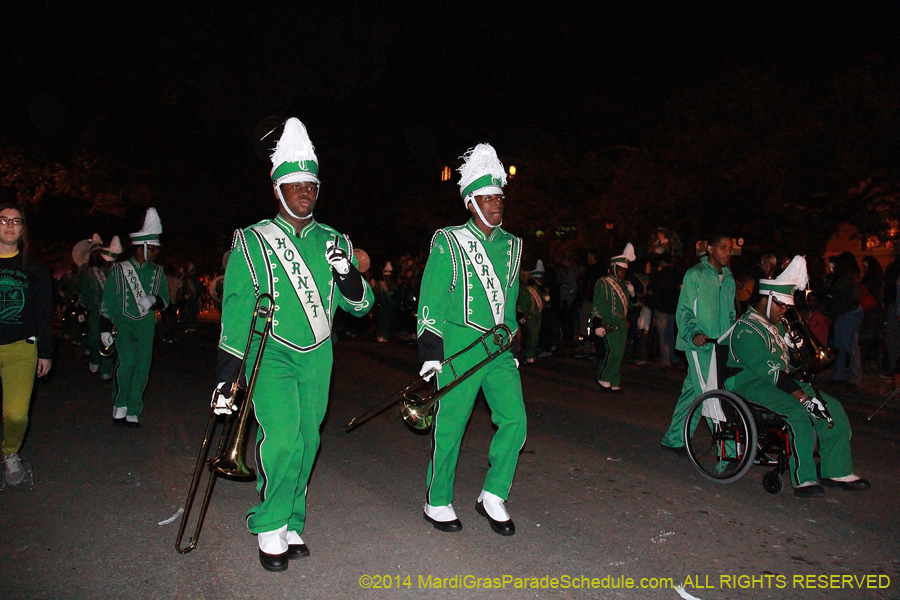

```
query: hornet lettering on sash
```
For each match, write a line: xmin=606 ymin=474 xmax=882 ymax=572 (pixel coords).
xmin=276 ymin=238 xmax=286 ymax=250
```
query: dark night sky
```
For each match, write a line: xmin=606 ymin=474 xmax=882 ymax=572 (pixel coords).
xmin=2 ymin=1 xmax=899 ymax=269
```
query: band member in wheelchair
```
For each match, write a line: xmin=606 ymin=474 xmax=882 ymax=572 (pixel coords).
xmin=213 ymin=118 xmax=373 ymax=571
xmin=724 ymin=256 xmax=870 ymax=498
xmin=661 ymin=234 xmax=736 ymax=451
xmin=592 ymin=243 xmax=636 ymax=393
xmin=417 ymin=143 xmax=525 ymax=536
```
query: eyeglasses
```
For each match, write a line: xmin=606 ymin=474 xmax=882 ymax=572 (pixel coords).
xmin=0 ymin=217 xmax=24 ymax=227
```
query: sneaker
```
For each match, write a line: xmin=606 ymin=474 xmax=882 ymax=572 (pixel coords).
xmin=89 ymin=363 xmax=100 ymax=373
xmin=4 ymin=453 xmax=25 ymax=486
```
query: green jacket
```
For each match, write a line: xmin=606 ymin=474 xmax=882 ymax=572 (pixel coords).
xmin=76 ymin=264 xmax=108 ymax=312
xmin=219 ymin=215 xmax=373 ymax=358
xmin=417 ymin=219 xmax=522 ymax=361
xmin=592 ymin=275 xmax=631 ymax=324
xmin=101 ymin=258 xmax=170 ymax=324
xmin=675 ymin=257 xmax=736 ymax=351
xmin=727 ymin=307 xmax=801 ymax=394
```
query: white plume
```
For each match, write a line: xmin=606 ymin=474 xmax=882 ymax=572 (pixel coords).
xmin=622 ymin=243 xmax=636 ymax=262
xmin=270 ymin=118 xmax=317 ymax=168
xmin=776 ymin=255 xmax=809 ymax=291
xmin=457 ymin=143 xmax=507 ymax=191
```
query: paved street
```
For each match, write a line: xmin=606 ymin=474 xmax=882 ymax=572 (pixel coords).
xmin=1 ymin=322 xmax=898 ymax=600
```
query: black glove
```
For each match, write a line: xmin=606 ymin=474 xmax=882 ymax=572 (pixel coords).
xmin=802 ymin=396 xmax=828 ymax=421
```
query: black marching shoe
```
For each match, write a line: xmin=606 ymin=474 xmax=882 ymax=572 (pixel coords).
xmin=476 ymin=501 xmax=515 ymax=536
xmin=287 ymin=543 xmax=310 ymax=559
xmin=821 ymin=477 xmax=871 ymax=491
xmin=259 ymin=550 xmax=289 ymax=572
xmin=423 ymin=512 xmax=463 ymax=532
xmin=793 ymin=484 xmax=825 ymax=499
xmin=112 ymin=417 xmax=126 ymax=428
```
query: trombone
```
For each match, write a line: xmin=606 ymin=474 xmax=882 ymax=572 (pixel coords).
xmin=175 ymin=293 xmax=274 ymax=554
xmin=346 ymin=323 xmax=513 ymax=432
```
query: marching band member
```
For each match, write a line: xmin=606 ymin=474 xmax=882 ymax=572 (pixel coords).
xmin=724 ymin=256 xmax=870 ymax=498
xmin=592 ymin=244 xmax=635 ymax=393
xmin=660 ymin=234 xmax=735 ymax=451
xmin=417 ymin=143 xmax=525 ymax=536
xmin=214 ymin=118 xmax=372 ymax=571
xmin=76 ymin=234 xmax=120 ymax=380
xmin=100 ymin=209 xmax=169 ymax=428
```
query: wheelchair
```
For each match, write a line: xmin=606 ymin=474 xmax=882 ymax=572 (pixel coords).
xmin=683 ymin=389 xmax=791 ymax=494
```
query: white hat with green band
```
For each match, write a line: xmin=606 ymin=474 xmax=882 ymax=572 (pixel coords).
xmin=457 ymin=143 xmax=507 ymax=228
xmin=759 ymin=255 xmax=808 ymax=307
xmin=270 ymin=118 xmax=319 ymax=219
xmin=610 ymin=243 xmax=636 ymax=267
xmin=129 ymin=208 xmax=162 ymax=247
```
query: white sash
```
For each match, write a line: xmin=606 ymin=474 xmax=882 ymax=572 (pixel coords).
xmin=120 ymin=262 xmax=151 ymax=317
xmin=603 ymin=276 xmax=628 ymax=314
xmin=450 ymin=228 xmax=505 ymax=325
xmin=93 ymin=267 xmax=107 ymax=287
xmin=254 ymin=222 xmax=330 ymax=345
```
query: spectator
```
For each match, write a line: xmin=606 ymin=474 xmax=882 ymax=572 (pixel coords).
xmin=648 ymin=257 xmax=681 ymax=367
xmin=827 ymin=252 xmax=863 ymax=387
xmin=0 ymin=204 xmax=53 ymax=486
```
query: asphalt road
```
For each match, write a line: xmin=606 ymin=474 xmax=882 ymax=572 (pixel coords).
xmin=1 ymin=322 xmax=898 ymax=600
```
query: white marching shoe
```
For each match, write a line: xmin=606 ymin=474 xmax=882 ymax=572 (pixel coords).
xmin=423 ymin=503 xmax=462 ymax=532
xmin=476 ymin=490 xmax=515 ymax=536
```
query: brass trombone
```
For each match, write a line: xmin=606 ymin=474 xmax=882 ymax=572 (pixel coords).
xmin=346 ymin=323 xmax=513 ymax=432
xmin=175 ymin=293 xmax=274 ymax=554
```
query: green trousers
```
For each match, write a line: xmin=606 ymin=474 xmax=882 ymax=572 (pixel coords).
xmin=112 ymin=317 xmax=156 ymax=417
xmin=726 ymin=372 xmax=853 ymax=486
xmin=427 ymin=323 xmax=526 ymax=506
xmin=86 ymin=309 xmax=113 ymax=376
xmin=521 ymin=317 xmax=541 ymax=360
xmin=0 ymin=340 xmax=37 ymax=456
xmin=596 ymin=319 xmax=627 ymax=386
xmin=661 ymin=346 xmax=716 ymax=448
xmin=245 ymin=341 xmax=332 ymax=536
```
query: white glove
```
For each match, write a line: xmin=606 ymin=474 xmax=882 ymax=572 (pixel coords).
xmin=325 ymin=241 xmax=350 ymax=275
xmin=802 ymin=396 xmax=828 ymax=421
xmin=514 ymin=358 xmax=520 ymax=369
xmin=783 ymin=333 xmax=804 ymax=349
xmin=101 ymin=332 xmax=114 ymax=347
xmin=419 ymin=360 xmax=443 ymax=382
xmin=211 ymin=382 xmax=236 ymax=415
xmin=626 ymin=282 xmax=635 ymax=296
xmin=137 ymin=295 xmax=157 ymax=310
xmin=595 ymin=327 xmax=607 ymax=338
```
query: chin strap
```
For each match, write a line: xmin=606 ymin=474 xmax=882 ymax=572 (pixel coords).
xmin=766 ymin=294 xmax=773 ymax=320
xmin=467 ymin=197 xmax=501 ymax=229
xmin=275 ymin=184 xmax=320 ymax=220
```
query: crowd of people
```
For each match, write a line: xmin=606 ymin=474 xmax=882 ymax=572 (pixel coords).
xmin=0 ymin=118 xmax=884 ymax=571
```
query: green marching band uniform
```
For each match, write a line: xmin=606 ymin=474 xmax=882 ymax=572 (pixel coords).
xmin=592 ymin=244 xmax=635 ymax=392
xmin=76 ymin=234 xmax=119 ymax=378
xmin=417 ymin=143 xmax=526 ymax=535
xmin=220 ymin=215 xmax=372 ymax=536
xmin=724 ymin=257 xmax=856 ymax=489
xmin=516 ymin=262 xmax=544 ymax=362
xmin=660 ymin=255 xmax=735 ymax=448
xmin=217 ymin=118 xmax=373 ymax=568
xmin=101 ymin=210 xmax=169 ymax=425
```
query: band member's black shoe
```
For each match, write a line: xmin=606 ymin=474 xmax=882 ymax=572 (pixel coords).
xmin=287 ymin=543 xmax=310 ymax=559
xmin=476 ymin=501 xmax=515 ymax=536
xmin=259 ymin=550 xmax=289 ymax=572
xmin=112 ymin=417 xmax=126 ymax=427
xmin=423 ymin=512 xmax=463 ymax=532
xmin=126 ymin=421 xmax=141 ymax=429
xmin=821 ymin=477 xmax=871 ymax=491
xmin=793 ymin=484 xmax=825 ymax=499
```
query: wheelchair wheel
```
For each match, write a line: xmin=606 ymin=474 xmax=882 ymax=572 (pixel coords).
xmin=762 ymin=470 xmax=783 ymax=494
xmin=684 ymin=390 xmax=758 ymax=484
